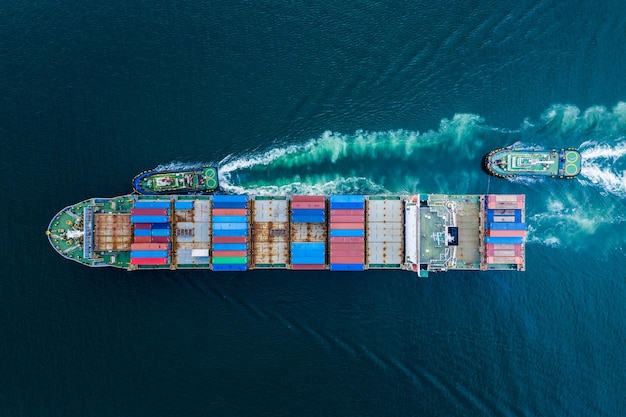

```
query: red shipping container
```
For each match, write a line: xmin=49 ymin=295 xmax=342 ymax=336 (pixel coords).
xmin=486 ymin=249 xmax=519 ymax=257
xmin=330 ymin=222 xmax=364 ymax=230
xmin=133 ymin=236 xmax=151 ymax=243
xmin=330 ymin=236 xmax=364 ymax=243
xmin=131 ymin=243 xmax=169 ymax=250
xmin=487 ymin=256 xmax=522 ymax=264
xmin=487 ymin=229 xmax=527 ymax=238
xmin=330 ymin=255 xmax=364 ymax=264
xmin=212 ymin=208 xmax=248 ymax=216
xmin=330 ymin=215 xmax=365 ymax=223
xmin=130 ymin=257 xmax=169 ymax=265
xmin=330 ymin=242 xmax=365 ymax=251
xmin=291 ymin=264 xmax=326 ymax=270
xmin=131 ymin=208 xmax=168 ymax=216
xmin=486 ymin=246 xmax=521 ymax=256
xmin=212 ymin=250 xmax=248 ymax=257
xmin=486 ymin=243 xmax=522 ymax=251
xmin=330 ymin=250 xmax=363 ymax=257
xmin=330 ymin=209 xmax=365 ymax=217
xmin=212 ymin=236 xmax=248 ymax=243
xmin=292 ymin=201 xmax=326 ymax=209
xmin=292 ymin=195 xmax=325 ymax=202
xmin=134 ymin=223 xmax=152 ymax=229
xmin=151 ymin=236 xmax=171 ymax=243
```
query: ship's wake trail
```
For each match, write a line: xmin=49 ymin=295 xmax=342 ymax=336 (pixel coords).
xmin=218 ymin=114 xmax=487 ymax=195
xmin=578 ymin=140 xmax=626 ymax=197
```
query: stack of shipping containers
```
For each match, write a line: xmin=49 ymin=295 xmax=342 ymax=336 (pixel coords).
xmin=483 ymin=195 xmax=526 ymax=267
xmin=365 ymin=196 xmax=404 ymax=269
xmin=211 ymin=195 xmax=249 ymax=271
xmin=329 ymin=196 xmax=366 ymax=271
xmin=174 ymin=199 xmax=211 ymax=267
xmin=130 ymin=200 xmax=171 ymax=266
xmin=251 ymin=197 xmax=289 ymax=268
xmin=290 ymin=196 xmax=326 ymax=270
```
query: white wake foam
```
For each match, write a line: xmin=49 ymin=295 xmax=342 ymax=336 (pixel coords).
xmin=578 ymin=139 xmax=626 ymax=197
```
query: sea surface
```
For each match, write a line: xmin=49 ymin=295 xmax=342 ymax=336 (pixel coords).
xmin=2 ymin=1 xmax=626 ymax=416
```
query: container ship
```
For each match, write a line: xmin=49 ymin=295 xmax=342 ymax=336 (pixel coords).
xmin=483 ymin=148 xmax=581 ymax=178
xmin=46 ymin=193 xmax=526 ymax=276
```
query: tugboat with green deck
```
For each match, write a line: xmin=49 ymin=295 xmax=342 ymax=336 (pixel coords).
xmin=483 ymin=148 xmax=581 ymax=179
xmin=133 ymin=166 xmax=219 ymax=195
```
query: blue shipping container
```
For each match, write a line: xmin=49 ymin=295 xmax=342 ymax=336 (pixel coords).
xmin=212 ymin=264 xmax=248 ymax=271
xmin=291 ymin=209 xmax=325 ymax=217
xmin=330 ymin=264 xmax=365 ymax=271
xmin=213 ymin=195 xmax=249 ymax=204
xmin=134 ymin=201 xmax=171 ymax=209
xmin=212 ymin=216 xmax=248 ymax=223
xmin=152 ymin=223 xmax=170 ymax=229
xmin=212 ymin=201 xmax=248 ymax=209
xmin=291 ymin=214 xmax=326 ymax=223
xmin=133 ymin=229 xmax=151 ymax=237
xmin=291 ymin=257 xmax=325 ymax=265
xmin=330 ymin=229 xmax=365 ymax=237
xmin=488 ymin=222 xmax=527 ymax=231
xmin=212 ymin=229 xmax=248 ymax=237
xmin=292 ymin=242 xmax=325 ymax=251
xmin=130 ymin=250 xmax=169 ymax=258
xmin=151 ymin=228 xmax=170 ymax=237
xmin=130 ymin=215 xmax=169 ymax=224
xmin=484 ymin=236 xmax=524 ymax=244
xmin=174 ymin=201 xmax=194 ymax=210
xmin=329 ymin=195 xmax=365 ymax=203
xmin=212 ymin=243 xmax=248 ymax=251
xmin=329 ymin=202 xmax=365 ymax=209
xmin=212 ymin=222 xmax=249 ymax=230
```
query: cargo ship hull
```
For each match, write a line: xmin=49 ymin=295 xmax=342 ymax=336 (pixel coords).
xmin=483 ymin=148 xmax=581 ymax=178
xmin=46 ymin=193 xmax=526 ymax=276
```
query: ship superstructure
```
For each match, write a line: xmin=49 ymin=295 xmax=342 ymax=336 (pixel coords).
xmin=46 ymin=193 xmax=526 ymax=276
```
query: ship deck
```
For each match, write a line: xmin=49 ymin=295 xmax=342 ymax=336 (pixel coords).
xmin=487 ymin=149 xmax=581 ymax=177
xmin=47 ymin=193 xmax=526 ymax=275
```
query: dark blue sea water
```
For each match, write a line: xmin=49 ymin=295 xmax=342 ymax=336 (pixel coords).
xmin=2 ymin=1 xmax=626 ymax=416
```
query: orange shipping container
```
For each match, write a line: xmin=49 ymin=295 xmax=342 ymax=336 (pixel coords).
xmin=291 ymin=264 xmax=326 ymax=270
xmin=292 ymin=196 xmax=325 ymax=202
xmin=330 ymin=215 xmax=365 ymax=223
xmin=330 ymin=222 xmax=364 ymax=230
xmin=212 ymin=250 xmax=248 ymax=257
xmin=212 ymin=208 xmax=248 ymax=216
xmin=330 ymin=236 xmax=364 ymax=243
xmin=330 ymin=255 xmax=364 ymax=264
xmin=292 ymin=201 xmax=325 ymax=209
xmin=131 ymin=243 xmax=169 ymax=251
xmin=330 ymin=209 xmax=365 ymax=216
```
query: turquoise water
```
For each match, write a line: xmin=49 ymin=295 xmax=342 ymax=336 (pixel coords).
xmin=2 ymin=1 xmax=626 ymax=416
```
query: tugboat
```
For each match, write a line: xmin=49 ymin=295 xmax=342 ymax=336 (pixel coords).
xmin=132 ymin=166 xmax=219 ymax=194
xmin=483 ymin=148 xmax=581 ymax=179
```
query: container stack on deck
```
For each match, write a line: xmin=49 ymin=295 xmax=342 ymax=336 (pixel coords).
xmin=130 ymin=200 xmax=171 ymax=265
xmin=251 ymin=197 xmax=289 ymax=268
xmin=174 ymin=200 xmax=212 ymax=267
xmin=290 ymin=196 xmax=327 ymax=270
xmin=329 ymin=196 xmax=366 ymax=271
xmin=211 ymin=195 xmax=249 ymax=271
xmin=483 ymin=195 xmax=526 ymax=267
xmin=365 ymin=197 xmax=404 ymax=268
